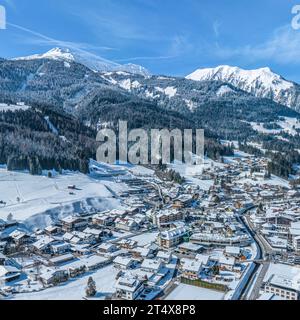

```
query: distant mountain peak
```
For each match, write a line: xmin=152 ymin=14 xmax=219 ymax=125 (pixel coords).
xmin=186 ymin=65 xmax=299 ymax=110
xmin=13 ymin=47 xmax=150 ymax=77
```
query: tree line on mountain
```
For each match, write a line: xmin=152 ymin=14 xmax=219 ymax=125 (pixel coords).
xmin=1 ymin=57 xmax=300 ymax=179
xmin=0 ymin=107 xmax=95 ymax=174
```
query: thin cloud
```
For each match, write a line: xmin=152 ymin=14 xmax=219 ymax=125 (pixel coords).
xmin=7 ymin=22 xmax=118 ymax=62
xmin=213 ymin=20 xmax=221 ymax=38
xmin=215 ymin=24 xmax=300 ymax=65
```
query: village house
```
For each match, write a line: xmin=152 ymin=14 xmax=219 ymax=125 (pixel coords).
xmin=98 ymin=243 xmax=118 ymax=254
xmin=180 ymin=258 xmax=202 ymax=280
xmin=172 ymin=195 xmax=193 ymax=209
xmin=115 ymin=218 xmax=139 ymax=232
xmin=32 ymin=236 xmax=56 ymax=254
xmin=293 ymin=236 xmax=300 ymax=252
xmin=115 ymin=274 xmax=145 ymax=300
xmin=219 ymin=256 xmax=236 ymax=271
xmin=61 ymin=260 xmax=86 ymax=278
xmin=83 ymin=227 xmax=102 ymax=243
xmin=177 ymin=242 xmax=204 ymax=255
xmin=44 ymin=226 xmax=61 ymax=236
xmin=92 ymin=213 xmax=114 ymax=227
xmin=49 ymin=253 xmax=75 ymax=266
xmin=0 ymin=265 xmax=21 ymax=283
xmin=113 ymin=256 xmax=135 ymax=270
xmin=71 ymin=243 xmax=92 ymax=256
xmin=117 ymin=239 xmax=138 ymax=250
xmin=83 ymin=255 xmax=111 ymax=271
xmin=156 ymin=251 xmax=172 ymax=263
xmin=49 ymin=241 xmax=71 ymax=255
xmin=141 ymin=259 xmax=163 ymax=273
xmin=62 ymin=255 xmax=110 ymax=278
xmin=225 ymin=246 xmax=241 ymax=258
xmin=264 ymin=274 xmax=300 ymax=300
xmin=153 ymin=209 xmax=186 ymax=228
xmin=158 ymin=226 xmax=188 ymax=249
xmin=195 ymin=254 xmax=210 ymax=268
xmin=131 ymin=247 xmax=152 ymax=259
xmin=64 ymin=231 xmax=96 ymax=245
xmin=61 ymin=216 xmax=88 ymax=232
xmin=9 ymin=230 xmax=31 ymax=248
xmin=39 ymin=269 xmax=68 ymax=286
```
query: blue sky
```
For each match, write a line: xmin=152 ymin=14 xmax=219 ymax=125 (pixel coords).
xmin=1 ymin=0 xmax=300 ymax=82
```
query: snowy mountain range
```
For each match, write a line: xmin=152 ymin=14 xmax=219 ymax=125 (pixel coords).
xmin=186 ymin=65 xmax=300 ymax=111
xmin=1 ymin=49 xmax=300 ymax=177
xmin=12 ymin=48 xmax=300 ymax=111
xmin=14 ymin=47 xmax=150 ymax=77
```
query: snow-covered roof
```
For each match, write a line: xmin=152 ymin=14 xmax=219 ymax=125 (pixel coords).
xmin=61 ymin=216 xmax=81 ymax=224
xmin=195 ymin=254 xmax=210 ymax=265
xmin=45 ymin=226 xmax=59 ymax=232
xmin=50 ymin=241 xmax=70 ymax=249
xmin=40 ymin=269 xmax=65 ymax=281
xmin=160 ymin=226 xmax=188 ymax=240
xmin=9 ymin=229 xmax=29 ymax=240
xmin=263 ymin=263 xmax=300 ymax=291
xmin=268 ymin=274 xmax=300 ymax=292
xmin=33 ymin=236 xmax=55 ymax=250
xmin=258 ymin=293 xmax=285 ymax=300
xmin=132 ymin=247 xmax=151 ymax=257
xmin=0 ymin=265 xmax=20 ymax=278
xmin=49 ymin=253 xmax=74 ymax=264
xmin=267 ymin=236 xmax=288 ymax=248
xmin=113 ymin=256 xmax=133 ymax=267
xmin=225 ymin=246 xmax=241 ymax=255
xmin=180 ymin=258 xmax=202 ymax=273
xmin=115 ymin=274 xmax=143 ymax=292
xmin=178 ymin=242 xmax=203 ymax=252
xmin=141 ymin=259 xmax=162 ymax=272
xmin=98 ymin=243 xmax=116 ymax=250
xmin=83 ymin=227 xmax=102 ymax=236
xmin=219 ymin=256 xmax=235 ymax=266
xmin=156 ymin=251 xmax=172 ymax=260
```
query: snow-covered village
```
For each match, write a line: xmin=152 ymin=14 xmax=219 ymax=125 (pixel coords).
xmin=1 ymin=146 xmax=300 ymax=301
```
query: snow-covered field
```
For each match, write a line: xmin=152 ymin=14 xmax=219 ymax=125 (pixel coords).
xmin=0 ymin=168 xmax=127 ymax=229
xmin=167 ymin=284 xmax=224 ymax=300
xmin=10 ymin=265 xmax=118 ymax=300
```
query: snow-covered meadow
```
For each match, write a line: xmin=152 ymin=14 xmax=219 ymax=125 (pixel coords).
xmin=0 ymin=167 xmax=127 ymax=229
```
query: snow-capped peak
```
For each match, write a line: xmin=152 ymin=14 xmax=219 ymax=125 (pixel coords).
xmin=14 ymin=47 xmax=75 ymax=62
xmin=14 ymin=47 xmax=150 ymax=77
xmin=186 ymin=65 xmax=292 ymax=92
xmin=186 ymin=65 xmax=296 ymax=108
